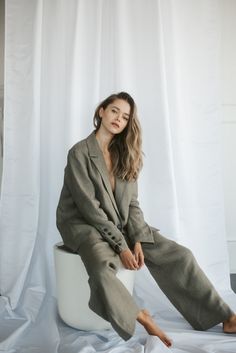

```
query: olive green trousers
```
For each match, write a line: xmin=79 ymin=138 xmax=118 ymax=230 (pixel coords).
xmin=76 ymin=228 xmax=233 ymax=341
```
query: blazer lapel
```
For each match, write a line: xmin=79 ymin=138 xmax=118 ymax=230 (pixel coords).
xmin=114 ymin=176 xmax=126 ymax=208
xmin=86 ymin=131 xmax=121 ymax=216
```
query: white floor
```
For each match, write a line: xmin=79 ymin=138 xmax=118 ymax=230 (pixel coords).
xmin=0 ymin=275 xmax=236 ymax=353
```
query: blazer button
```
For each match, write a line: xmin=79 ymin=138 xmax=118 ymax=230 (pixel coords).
xmin=103 ymin=228 xmax=108 ymax=232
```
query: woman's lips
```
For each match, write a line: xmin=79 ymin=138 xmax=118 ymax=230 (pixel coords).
xmin=111 ymin=122 xmax=120 ymax=128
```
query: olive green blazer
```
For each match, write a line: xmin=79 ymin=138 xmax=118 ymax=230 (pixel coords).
xmin=56 ymin=131 xmax=155 ymax=253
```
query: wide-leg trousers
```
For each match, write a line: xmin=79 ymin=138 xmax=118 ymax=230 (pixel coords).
xmin=76 ymin=227 xmax=234 ymax=341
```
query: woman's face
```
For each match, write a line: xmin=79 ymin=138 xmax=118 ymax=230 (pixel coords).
xmin=99 ymin=99 xmax=131 ymax=135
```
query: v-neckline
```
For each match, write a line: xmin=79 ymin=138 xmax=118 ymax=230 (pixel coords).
xmin=94 ymin=134 xmax=117 ymax=194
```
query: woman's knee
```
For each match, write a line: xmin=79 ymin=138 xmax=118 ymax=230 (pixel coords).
xmin=89 ymin=260 xmax=119 ymax=282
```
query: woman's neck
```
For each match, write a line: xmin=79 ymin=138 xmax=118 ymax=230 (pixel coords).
xmin=95 ymin=128 xmax=114 ymax=154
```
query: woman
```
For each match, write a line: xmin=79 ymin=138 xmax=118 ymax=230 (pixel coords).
xmin=56 ymin=92 xmax=236 ymax=348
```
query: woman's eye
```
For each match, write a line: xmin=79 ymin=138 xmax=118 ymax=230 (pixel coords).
xmin=112 ymin=109 xmax=117 ymax=113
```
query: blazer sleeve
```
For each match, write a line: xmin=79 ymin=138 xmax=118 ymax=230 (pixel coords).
xmin=126 ymin=180 xmax=155 ymax=244
xmin=65 ymin=148 xmax=129 ymax=254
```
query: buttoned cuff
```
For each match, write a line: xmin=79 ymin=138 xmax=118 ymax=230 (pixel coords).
xmin=98 ymin=224 xmax=129 ymax=254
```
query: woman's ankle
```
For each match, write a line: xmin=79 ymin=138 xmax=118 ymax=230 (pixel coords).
xmin=223 ymin=314 xmax=236 ymax=333
xmin=137 ymin=309 xmax=151 ymax=324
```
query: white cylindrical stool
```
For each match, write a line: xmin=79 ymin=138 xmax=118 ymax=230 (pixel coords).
xmin=53 ymin=242 xmax=135 ymax=331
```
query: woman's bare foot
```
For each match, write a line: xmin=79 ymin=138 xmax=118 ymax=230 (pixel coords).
xmin=223 ymin=314 xmax=236 ymax=333
xmin=137 ymin=309 xmax=172 ymax=347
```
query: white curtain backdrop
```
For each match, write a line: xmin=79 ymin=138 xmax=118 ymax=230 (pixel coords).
xmin=0 ymin=0 xmax=235 ymax=352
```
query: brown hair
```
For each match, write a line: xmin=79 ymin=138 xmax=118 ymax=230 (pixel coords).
xmin=93 ymin=92 xmax=143 ymax=181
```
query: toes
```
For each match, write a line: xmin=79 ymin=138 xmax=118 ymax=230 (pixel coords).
xmin=162 ymin=335 xmax=172 ymax=347
xmin=164 ymin=337 xmax=172 ymax=347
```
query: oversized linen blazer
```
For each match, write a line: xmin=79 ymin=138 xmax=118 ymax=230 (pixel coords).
xmin=56 ymin=130 xmax=156 ymax=254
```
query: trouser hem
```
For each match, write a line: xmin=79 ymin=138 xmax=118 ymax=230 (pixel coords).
xmin=89 ymin=300 xmax=140 ymax=341
xmin=193 ymin=307 xmax=235 ymax=331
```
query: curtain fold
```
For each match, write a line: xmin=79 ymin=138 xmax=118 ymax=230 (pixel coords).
xmin=0 ymin=1 xmax=235 ymax=352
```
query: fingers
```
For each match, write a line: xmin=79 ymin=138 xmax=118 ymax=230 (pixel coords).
xmin=120 ymin=250 xmax=139 ymax=270
xmin=136 ymin=254 xmax=144 ymax=268
xmin=138 ymin=253 xmax=145 ymax=267
xmin=131 ymin=258 xmax=139 ymax=270
xmin=134 ymin=249 xmax=144 ymax=269
xmin=134 ymin=251 xmax=139 ymax=263
xmin=124 ymin=256 xmax=139 ymax=270
xmin=133 ymin=242 xmax=145 ymax=269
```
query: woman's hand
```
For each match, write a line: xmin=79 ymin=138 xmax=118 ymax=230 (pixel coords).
xmin=119 ymin=249 xmax=139 ymax=270
xmin=133 ymin=242 xmax=144 ymax=269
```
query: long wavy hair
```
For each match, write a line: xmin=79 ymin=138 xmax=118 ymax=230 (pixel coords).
xmin=93 ymin=92 xmax=143 ymax=181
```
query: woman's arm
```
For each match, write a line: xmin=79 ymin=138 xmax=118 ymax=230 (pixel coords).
xmin=126 ymin=181 xmax=155 ymax=245
xmin=65 ymin=148 xmax=129 ymax=254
